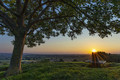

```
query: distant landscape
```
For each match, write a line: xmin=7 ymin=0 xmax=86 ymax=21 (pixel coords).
xmin=0 ymin=53 xmax=91 ymax=64
xmin=1 ymin=53 xmax=120 ymax=62
xmin=1 ymin=53 xmax=120 ymax=67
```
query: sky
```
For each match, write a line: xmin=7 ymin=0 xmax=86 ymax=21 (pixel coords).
xmin=0 ymin=29 xmax=120 ymax=54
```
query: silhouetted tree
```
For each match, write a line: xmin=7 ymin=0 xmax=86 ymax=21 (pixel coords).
xmin=59 ymin=59 xmax=64 ymax=62
xmin=73 ymin=59 xmax=77 ymax=62
xmin=0 ymin=0 xmax=120 ymax=76
xmin=97 ymin=51 xmax=108 ymax=60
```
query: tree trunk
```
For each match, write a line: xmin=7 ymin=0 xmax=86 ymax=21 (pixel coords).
xmin=6 ymin=34 xmax=26 ymax=76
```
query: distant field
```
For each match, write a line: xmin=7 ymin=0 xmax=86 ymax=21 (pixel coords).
xmin=0 ymin=60 xmax=36 ymax=66
xmin=0 ymin=60 xmax=9 ymax=66
xmin=1 ymin=62 xmax=120 ymax=80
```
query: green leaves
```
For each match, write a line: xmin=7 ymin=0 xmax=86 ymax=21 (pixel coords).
xmin=0 ymin=27 xmax=5 ymax=35
xmin=0 ymin=0 xmax=120 ymax=47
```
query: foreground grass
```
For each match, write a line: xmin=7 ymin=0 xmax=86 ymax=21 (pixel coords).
xmin=0 ymin=62 xmax=120 ymax=80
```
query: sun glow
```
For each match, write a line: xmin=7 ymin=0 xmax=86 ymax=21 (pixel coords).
xmin=92 ymin=49 xmax=97 ymax=52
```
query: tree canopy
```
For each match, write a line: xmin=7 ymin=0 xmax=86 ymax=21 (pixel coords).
xmin=0 ymin=0 xmax=119 ymax=47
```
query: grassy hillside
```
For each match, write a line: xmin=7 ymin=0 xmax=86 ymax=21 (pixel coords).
xmin=1 ymin=62 xmax=120 ymax=80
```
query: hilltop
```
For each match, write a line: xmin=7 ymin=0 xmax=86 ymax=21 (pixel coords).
xmin=1 ymin=62 xmax=120 ymax=80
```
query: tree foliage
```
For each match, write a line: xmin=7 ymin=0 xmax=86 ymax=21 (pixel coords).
xmin=0 ymin=0 xmax=120 ymax=47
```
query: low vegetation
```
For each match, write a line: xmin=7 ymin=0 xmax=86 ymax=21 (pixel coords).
xmin=0 ymin=62 xmax=120 ymax=80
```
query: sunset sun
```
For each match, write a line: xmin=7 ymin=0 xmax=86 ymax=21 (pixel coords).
xmin=92 ymin=49 xmax=97 ymax=52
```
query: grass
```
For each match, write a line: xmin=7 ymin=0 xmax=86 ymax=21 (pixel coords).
xmin=0 ymin=62 xmax=120 ymax=80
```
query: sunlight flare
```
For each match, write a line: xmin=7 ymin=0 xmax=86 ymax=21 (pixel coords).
xmin=92 ymin=49 xmax=97 ymax=52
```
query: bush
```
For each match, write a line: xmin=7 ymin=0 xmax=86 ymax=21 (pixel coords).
xmin=59 ymin=59 xmax=64 ymax=62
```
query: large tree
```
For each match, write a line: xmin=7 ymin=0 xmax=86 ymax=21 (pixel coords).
xmin=0 ymin=0 xmax=119 ymax=76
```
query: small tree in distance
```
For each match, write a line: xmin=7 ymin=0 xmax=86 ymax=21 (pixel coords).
xmin=73 ymin=59 xmax=77 ymax=62
xmin=59 ymin=58 xmax=64 ymax=62
xmin=0 ymin=0 xmax=120 ymax=76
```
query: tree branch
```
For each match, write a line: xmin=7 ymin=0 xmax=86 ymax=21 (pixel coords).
xmin=28 ymin=0 xmax=49 ymax=22
xmin=61 ymin=0 xmax=95 ymax=21
xmin=21 ymin=0 xmax=29 ymax=15
xmin=38 ymin=5 xmax=50 ymax=18
xmin=16 ymin=0 xmax=22 ymax=14
xmin=29 ymin=15 xmax=74 ymax=27
xmin=28 ymin=0 xmax=60 ymax=24
xmin=0 ymin=0 xmax=18 ymax=16
xmin=41 ymin=0 xmax=60 ymax=5
xmin=0 ymin=10 xmax=17 ymax=34
xmin=30 ymin=4 xmax=51 ymax=26
xmin=26 ymin=0 xmax=62 ymax=31
xmin=61 ymin=0 xmax=104 ymax=27
xmin=28 ymin=3 xmax=42 ymax=24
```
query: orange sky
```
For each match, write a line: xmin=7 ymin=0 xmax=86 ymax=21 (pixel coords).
xmin=0 ymin=29 xmax=120 ymax=54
